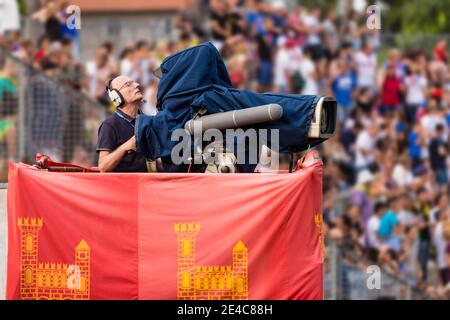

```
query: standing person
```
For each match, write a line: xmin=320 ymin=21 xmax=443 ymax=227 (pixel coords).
xmin=332 ymin=59 xmax=357 ymax=123
xmin=27 ymin=59 xmax=67 ymax=161
xmin=414 ymin=188 xmax=433 ymax=283
xmin=96 ymin=76 xmax=148 ymax=172
xmin=348 ymin=170 xmax=375 ymax=228
xmin=255 ymin=25 xmax=273 ymax=93
xmin=85 ymin=46 xmax=113 ymax=105
xmin=404 ymin=64 xmax=427 ymax=126
xmin=429 ymin=124 xmax=448 ymax=189
xmin=366 ymin=200 xmax=386 ymax=250
xmin=354 ymin=42 xmax=377 ymax=93
xmin=433 ymin=208 xmax=450 ymax=286
xmin=273 ymin=36 xmax=291 ymax=93
xmin=380 ymin=64 xmax=403 ymax=115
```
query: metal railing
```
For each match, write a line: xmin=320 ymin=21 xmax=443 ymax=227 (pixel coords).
xmin=0 ymin=47 xmax=107 ymax=182
xmin=324 ymin=238 xmax=432 ymax=300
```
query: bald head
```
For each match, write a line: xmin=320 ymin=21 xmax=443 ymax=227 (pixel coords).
xmin=110 ymin=75 xmax=131 ymax=91
xmin=108 ymin=75 xmax=143 ymax=107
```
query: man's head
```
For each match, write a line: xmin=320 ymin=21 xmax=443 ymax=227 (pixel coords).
xmin=106 ymin=75 xmax=144 ymax=108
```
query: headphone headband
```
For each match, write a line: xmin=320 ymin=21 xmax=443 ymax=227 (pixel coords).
xmin=105 ymin=78 xmax=113 ymax=90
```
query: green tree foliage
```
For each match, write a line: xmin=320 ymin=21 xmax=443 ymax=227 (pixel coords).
xmin=384 ymin=0 xmax=450 ymax=34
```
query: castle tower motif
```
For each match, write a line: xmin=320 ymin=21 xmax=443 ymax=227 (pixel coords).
xmin=174 ymin=223 xmax=200 ymax=300
xmin=314 ymin=213 xmax=324 ymax=262
xmin=17 ymin=217 xmax=91 ymax=300
xmin=74 ymin=240 xmax=90 ymax=299
xmin=232 ymin=241 xmax=248 ymax=299
xmin=18 ymin=217 xmax=43 ymax=300
xmin=174 ymin=222 xmax=248 ymax=300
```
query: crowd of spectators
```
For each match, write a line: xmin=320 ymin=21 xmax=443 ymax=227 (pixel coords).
xmin=1 ymin=0 xmax=450 ymax=299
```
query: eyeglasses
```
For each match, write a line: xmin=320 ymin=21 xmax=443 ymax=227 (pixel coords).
xmin=117 ymin=80 xmax=138 ymax=91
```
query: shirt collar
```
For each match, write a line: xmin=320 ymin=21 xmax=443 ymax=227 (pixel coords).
xmin=115 ymin=108 xmax=136 ymax=122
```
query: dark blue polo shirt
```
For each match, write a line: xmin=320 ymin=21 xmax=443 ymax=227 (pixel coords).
xmin=96 ymin=109 xmax=148 ymax=172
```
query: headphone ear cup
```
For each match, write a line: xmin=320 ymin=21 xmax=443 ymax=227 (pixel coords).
xmin=108 ymin=89 xmax=124 ymax=107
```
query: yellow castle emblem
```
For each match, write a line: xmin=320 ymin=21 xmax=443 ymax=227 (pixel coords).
xmin=174 ymin=223 xmax=248 ymax=300
xmin=17 ymin=217 xmax=90 ymax=300
xmin=314 ymin=213 xmax=324 ymax=262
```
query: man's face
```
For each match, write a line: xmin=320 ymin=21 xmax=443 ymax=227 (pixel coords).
xmin=111 ymin=76 xmax=143 ymax=104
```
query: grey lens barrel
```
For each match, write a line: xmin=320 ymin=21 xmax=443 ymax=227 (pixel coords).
xmin=184 ymin=104 xmax=283 ymax=135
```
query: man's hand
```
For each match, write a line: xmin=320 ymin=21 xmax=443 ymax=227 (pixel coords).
xmin=98 ymin=136 xmax=137 ymax=172
xmin=122 ymin=136 xmax=137 ymax=152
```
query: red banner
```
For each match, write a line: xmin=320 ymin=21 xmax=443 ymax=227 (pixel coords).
xmin=7 ymin=152 xmax=323 ymax=300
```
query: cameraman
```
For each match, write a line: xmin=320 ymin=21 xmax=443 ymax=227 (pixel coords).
xmin=96 ymin=75 xmax=148 ymax=172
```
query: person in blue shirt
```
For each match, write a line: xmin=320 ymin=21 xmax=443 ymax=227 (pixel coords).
xmin=378 ymin=198 xmax=401 ymax=252
xmin=332 ymin=60 xmax=356 ymax=123
xmin=379 ymin=209 xmax=399 ymax=239
xmin=408 ymin=122 xmax=423 ymax=170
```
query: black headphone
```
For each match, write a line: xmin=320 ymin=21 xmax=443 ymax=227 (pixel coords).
xmin=105 ymin=78 xmax=125 ymax=107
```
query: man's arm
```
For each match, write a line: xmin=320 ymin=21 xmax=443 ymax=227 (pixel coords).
xmin=98 ymin=136 xmax=136 ymax=173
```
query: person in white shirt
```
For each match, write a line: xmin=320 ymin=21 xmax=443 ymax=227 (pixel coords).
xmin=0 ymin=0 xmax=20 ymax=34
xmin=141 ymin=78 xmax=158 ymax=116
xmin=433 ymin=208 xmax=450 ymax=285
xmin=420 ymin=101 xmax=448 ymax=142
xmin=392 ymin=154 xmax=414 ymax=188
xmin=355 ymin=122 xmax=378 ymax=170
xmin=404 ymin=64 xmax=427 ymax=124
xmin=366 ymin=201 xmax=387 ymax=249
xmin=322 ymin=10 xmax=339 ymax=50
xmin=85 ymin=47 xmax=113 ymax=101
xmin=300 ymin=48 xmax=318 ymax=95
xmin=302 ymin=7 xmax=322 ymax=46
xmin=354 ymin=42 xmax=377 ymax=91
xmin=273 ymin=36 xmax=291 ymax=93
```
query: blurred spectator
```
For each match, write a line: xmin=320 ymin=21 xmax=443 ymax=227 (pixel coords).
xmin=420 ymin=100 xmax=447 ymax=140
xmin=404 ymin=63 xmax=427 ymax=125
xmin=434 ymin=38 xmax=448 ymax=64
xmin=0 ymin=57 xmax=17 ymax=165
xmin=141 ymin=77 xmax=158 ymax=116
xmin=286 ymin=4 xmax=306 ymax=47
xmin=380 ymin=64 xmax=403 ymax=115
xmin=26 ymin=59 xmax=68 ymax=161
xmin=119 ymin=46 xmax=135 ymax=77
xmin=355 ymin=122 xmax=378 ymax=172
xmin=378 ymin=197 xmax=402 ymax=252
xmin=429 ymin=124 xmax=448 ymax=188
xmin=354 ymin=41 xmax=377 ymax=92
xmin=366 ymin=200 xmax=386 ymax=249
xmin=348 ymin=170 xmax=374 ymax=228
xmin=255 ymin=21 xmax=273 ymax=92
xmin=332 ymin=59 xmax=356 ymax=124
xmin=322 ymin=10 xmax=339 ymax=51
xmin=33 ymin=35 xmax=50 ymax=66
xmin=174 ymin=0 xmax=207 ymax=39
xmin=303 ymin=6 xmax=323 ymax=59
xmin=210 ymin=0 xmax=232 ymax=50
xmin=414 ymin=187 xmax=433 ymax=282
xmin=299 ymin=47 xmax=318 ymax=95
xmin=0 ymin=0 xmax=20 ymax=35
xmin=32 ymin=0 xmax=64 ymax=42
xmin=85 ymin=46 xmax=113 ymax=105
xmin=133 ymin=40 xmax=152 ymax=87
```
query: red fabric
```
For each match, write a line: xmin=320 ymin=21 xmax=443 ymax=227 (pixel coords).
xmin=230 ymin=71 xmax=245 ymax=87
xmin=431 ymin=87 xmax=443 ymax=99
xmin=7 ymin=152 xmax=323 ymax=300
xmin=34 ymin=154 xmax=99 ymax=172
xmin=382 ymin=76 xmax=402 ymax=106
xmin=435 ymin=46 xmax=448 ymax=63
